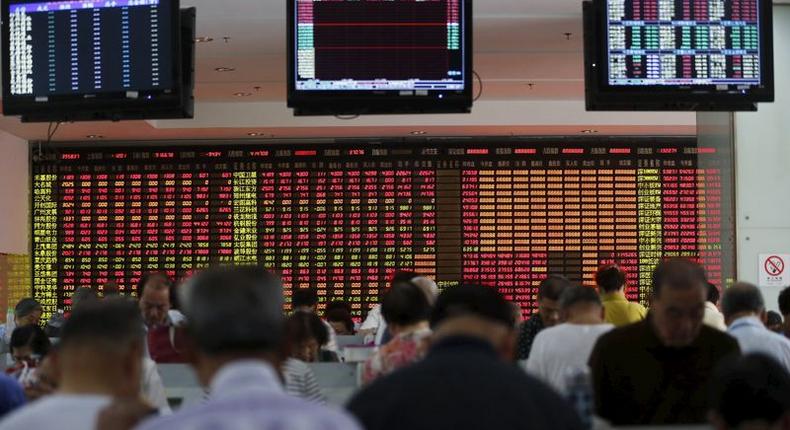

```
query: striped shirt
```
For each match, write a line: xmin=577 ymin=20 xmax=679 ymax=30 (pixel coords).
xmin=282 ymin=358 xmax=326 ymax=404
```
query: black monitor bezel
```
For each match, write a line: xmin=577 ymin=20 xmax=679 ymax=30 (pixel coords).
xmin=1 ymin=0 xmax=185 ymax=121
xmin=584 ymin=0 xmax=774 ymax=110
xmin=286 ymin=0 xmax=474 ymax=116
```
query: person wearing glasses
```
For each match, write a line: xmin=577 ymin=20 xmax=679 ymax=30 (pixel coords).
xmin=515 ymin=275 xmax=572 ymax=360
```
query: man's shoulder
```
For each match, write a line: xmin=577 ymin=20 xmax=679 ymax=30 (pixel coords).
xmin=763 ymin=328 xmax=790 ymax=349
xmin=699 ymin=324 xmax=739 ymax=348
xmin=597 ymin=319 xmax=648 ymax=343
xmin=139 ymin=394 xmax=360 ymax=430
xmin=0 ymin=396 xmax=101 ymax=429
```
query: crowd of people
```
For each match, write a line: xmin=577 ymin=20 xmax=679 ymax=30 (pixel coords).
xmin=0 ymin=259 xmax=788 ymax=429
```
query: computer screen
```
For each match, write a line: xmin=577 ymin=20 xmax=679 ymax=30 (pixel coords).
xmin=1 ymin=0 xmax=192 ymax=122
xmin=287 ymin=0 xmax=472 ymax=115
xmin=7 ymin=0 xmax=174 ymax=96
xmin=584 ymin=0 xmax=774 ymax=111
xmin=606 ymin=0 xmax=762 ymax=87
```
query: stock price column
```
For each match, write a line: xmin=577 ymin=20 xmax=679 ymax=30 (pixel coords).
xmin=32 ymin=171 xmax=58 ymax=318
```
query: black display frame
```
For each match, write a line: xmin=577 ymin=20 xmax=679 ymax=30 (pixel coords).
xmin=1 ymin=0 xmax=193 ymax=122
xmin=583 ymin=0 xmax=775 ymax=111
xmin=286 ymin=0 xmax=474 ymax=116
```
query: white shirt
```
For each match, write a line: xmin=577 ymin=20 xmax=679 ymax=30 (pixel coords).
xmin=142 ymin=358 xmax=172 ymax=414
xmin=136 ymin=360 xmax=361 ymax=430
xmin=703 ymin=302 xmax=727 ymax=331
xmin=525 ymin=323 xmax=614 ymax=395
xmin=0 ymin=394 xmax=110 ymax=430
xmin=728 ymin=316 xmax=790 ymax=373
xmin=322 ymin=320 xmax=339 ymax=353
xmin=359 ymin=305 xmax=388 ymax=346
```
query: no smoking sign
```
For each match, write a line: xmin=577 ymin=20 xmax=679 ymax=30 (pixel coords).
xmin=759 ymin=254 xmax=790 ymax=287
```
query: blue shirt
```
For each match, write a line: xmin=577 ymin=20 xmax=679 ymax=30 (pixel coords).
xmin=728 ymin=316 xmax=790 ymax=373
xmin=0 ymin=374 xmax=26 ymax=418
xmin=135 ymin=360 xmax=361 ymax=430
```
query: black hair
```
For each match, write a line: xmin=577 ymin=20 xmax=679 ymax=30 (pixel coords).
xmin=10 ymin=325 xmax=51 ymax=357
xmin=60 ymin=299 xmax=144 ymax=352
xmin=710 ymin=354 xmax=790 ymax=428
xmin=779 ymin=286 xmax=790 ymax=316
xmin=381 ymin=281 xmax=431 ymax=327
xmin=707 ymin=282 xmax=721 ymax=305
xmin=285 ymin=311 xmax=329 ymax=347
xmin=325 ymin=300 xmax=352 ymax=315
xmin=430 ymin=284 xmax=514 ymax=329
xmin=767 ymin=311 xmax=784 ymax=328
xmin=14 ymin=298 xmax=42 ymax=319
xmin=595 ymin=265 xmax=627 ymax=293
xmin=559 ymin=286 xmax=603 ymax=310
xmin=651 ymin=258 xmax=707 ymax=298
xmin=181 ymin=267 xmax=284 ymax=355
xmin=325 ymin=308 xmax=355 ymax=334
xmin=538 ymin=275 xmax=573 ymax=301
xmin=721 ymin=282 xmax=765 ymax=320
xmin=291 ymin=288 xmax=319 ymax=309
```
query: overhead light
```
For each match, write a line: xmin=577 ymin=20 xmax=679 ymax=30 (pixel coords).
xmin=234 ymin=92 xmax=252 ymax=97
xmin=194 ymin=36 xmax=213 ymax=43
xmin=410 ymin=130 xmax=427 ymax=136
xmin=214 ymin=67 xmax=235 ymax=72
xmin=86 ymin=134 xmax=104 ymax=139
xmin=580 ymin=129 xmax=599 ymax=134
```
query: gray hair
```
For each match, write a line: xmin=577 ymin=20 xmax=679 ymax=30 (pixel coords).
xmin=721 ymin=282 xmax=765 ymax=320
xmin=411 ymin=276 xmax=439 ymax=304
xmin=179 ymin=267 xmax=284 ymax=355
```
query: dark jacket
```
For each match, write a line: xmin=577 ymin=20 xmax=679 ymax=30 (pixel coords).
xmin=347 ymin=336 xmax=583 ymax=430
xmin=589 ymin=317 xmax=740 ymax=426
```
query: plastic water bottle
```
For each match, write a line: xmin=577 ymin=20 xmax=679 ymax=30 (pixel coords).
xmin=565 ymin=367 xmax=593 ymax=430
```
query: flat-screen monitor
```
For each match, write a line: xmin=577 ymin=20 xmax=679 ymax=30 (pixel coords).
xmin=584 ymin=0 xmax=774 ymax=111
xmin=2 ymin=0 xmax=193 ymax=122
xmin=287 ymin=0 xmax=473 ymax=116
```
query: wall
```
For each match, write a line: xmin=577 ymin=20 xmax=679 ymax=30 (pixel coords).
xmin=0 ymin=131 xmax=28 ymax=254
xmin=734 ymin=5 xmax=790 ymax=311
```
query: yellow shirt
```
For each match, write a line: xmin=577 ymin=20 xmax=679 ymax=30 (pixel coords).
xmin=601 ymin=291 xmax=648 ymax=327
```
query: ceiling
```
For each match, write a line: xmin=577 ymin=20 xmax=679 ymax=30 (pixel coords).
xmin=7 ymin=0 xmax=774 ymax=142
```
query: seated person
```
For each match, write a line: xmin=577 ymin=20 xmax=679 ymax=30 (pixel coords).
xmin=708 ymin=354 xmax=790 ymax=430
xmin=326 ymin=308 xmax=355 ymax=336
xmin=137 ymin=272 xmax=188 ymax=363
xmin=7 ymin=325 xmax=51 ymax=385
xmin=363 ymin=281 xmax=432 ymax=384
xmin=292 ymin=288 xmax=338 ymax=353
xmin=285 ymin=312 xmax=338 ymax=363
xmin=347 ymin=284 xmax=584 ymax=430
xmin=0 ymin=298 xmax=43 ymax=351
xmin=0 ymin=299 xmax=147 ymax=429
